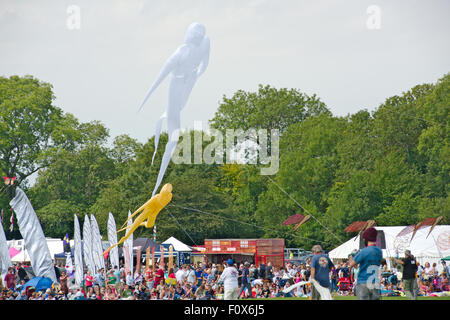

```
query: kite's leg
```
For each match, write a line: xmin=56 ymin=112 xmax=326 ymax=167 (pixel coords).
xmin=151 ymin=112 xmax=167 ymax=165
xmin=112 ymin=213 xmax=148 ymax=251
xmin=151 ymin=87 xmax=181 ymax=196
xmin=140 ymin=212 xmax=158 ymax=228
xmin=151 ymin=140 xmax=178 ymax=197
xmin=116 ymin=224 xmax=133 ymax=233
xmin=151 ymin=76 xmax=195 ymax=197
xmin=120 ymin=207 xmax=146 ymax=229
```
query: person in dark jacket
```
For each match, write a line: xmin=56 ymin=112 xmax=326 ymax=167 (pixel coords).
xmin=391 ymin=250 xmax=418 ymax=300
xmin=259 ymin=263 xmax=266 ymax=280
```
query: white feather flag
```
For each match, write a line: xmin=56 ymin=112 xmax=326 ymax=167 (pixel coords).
xmin=107 ymin=212 xmax=120 ymax=269
xmin=9 ymin=188 xmax=57 ymax=283
xmin=0 ymin=221 xmax=12 ymax=281
xmin=124 ymin=210 xmax=133 ymax=277
xmin=90 ymin=215 xmax=105 ymax=271
xmin=83 ymin=215 xmax=95 ymax=275
xmin=74 ymin=214 xmax=84 ymax=286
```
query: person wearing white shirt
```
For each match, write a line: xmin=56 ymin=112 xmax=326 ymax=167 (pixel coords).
xmin=422 ymin=262 xmax=432 ymax=281
xmin=186 ymin=265 xmax=196 ymax=285
xmin=175 ymin=265 xmax=186 ymax=283
xmin=126 ymin=271 xmax=134 ymax=287
xmin=219 ymin=259 xmax=239 ymax=300
xmin=288 ymin=266 xmax=297 ymax=278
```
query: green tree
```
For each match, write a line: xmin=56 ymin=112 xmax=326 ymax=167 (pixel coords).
xmin=210 ymin=84 xmax=330 ymax=134
xmin=36 ymin=199 xmax=78 ymax=238
xmin=255 ymin=114 xmax=346 ymax=249
xmin=0 ymin=75 xmax=81 ymax=183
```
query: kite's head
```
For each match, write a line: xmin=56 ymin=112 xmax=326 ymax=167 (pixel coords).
xmin=161 ymin=183 xmax=173 ymax=194
xmin=184 ymin=22 xmax=206 ymax=46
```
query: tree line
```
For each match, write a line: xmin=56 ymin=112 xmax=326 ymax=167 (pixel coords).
xmin=0 ymin=74 xmax=448 ymax=250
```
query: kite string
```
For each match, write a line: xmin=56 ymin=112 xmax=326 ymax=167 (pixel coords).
xmin=124 ymin=158 xmax=334 ymax=246
xmin=165 ymin=208 xmax=197 ymax=246
xmin=169 ymin=203 xmax=333 ymax=246
xmin=265 ymin=175 xmax=343 ymax=243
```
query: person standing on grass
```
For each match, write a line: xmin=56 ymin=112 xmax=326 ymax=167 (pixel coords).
xmin=4 ymin=268 xmax=16 ymax=291
xmin=218 ymin=259 xmax=239 ymax=300
xmin=238 ymin=262 xmax=251 ymax=299
xmin=391 ymin=249 xmax=418 ymax=300
xmin=349 ymin=227 xmax=383 ymax=300
xmin=310 ymin=245 xmax=334 ymax=300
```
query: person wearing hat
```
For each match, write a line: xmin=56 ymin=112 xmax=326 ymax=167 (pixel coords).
xmin=348 ymin=227 xmax=383 ymax=300
xmin=310 ymin=245 xmax=334 ymax=300
xmin=391 ymin=250 xmax=418 ymax=300
xmin=218 ymin=259 xmax=239 ymax=300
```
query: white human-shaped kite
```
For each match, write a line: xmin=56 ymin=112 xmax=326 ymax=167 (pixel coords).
xmin=138 ymin=22 xmax=210 ymax=196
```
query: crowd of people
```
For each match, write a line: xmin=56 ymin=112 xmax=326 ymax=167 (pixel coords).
xmin=0 ymin=259 xmax=319 ymax=300
xmin=1 ymin=240 xmax=449 ymax=300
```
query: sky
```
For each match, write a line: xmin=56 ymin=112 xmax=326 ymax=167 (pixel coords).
xmin=1 ymin=0 xmax=449 ymax=144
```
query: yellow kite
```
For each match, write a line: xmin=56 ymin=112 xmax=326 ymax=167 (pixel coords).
xmin=104 ymin=183 xmax=173 ymax=255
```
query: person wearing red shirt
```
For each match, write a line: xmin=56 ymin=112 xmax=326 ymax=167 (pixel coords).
xmin=4 ymin=267 xmax=16 ymax=290
xmin=154 ymin=265 xmax=165 ymax=289
xmin=166 ymin=268 xmax=176 ymax=286
xmin=145 ymin=268 xmax=153 ymax=283
xmin=85 ymin=270 xmax=94 ymax=289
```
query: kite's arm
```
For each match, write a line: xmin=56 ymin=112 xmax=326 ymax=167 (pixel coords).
xmin=137 ymin=49 xmax=180 ymax=112
xmin=120 ymin=202 xmax=148 ymax=229
xmin=197 ymin=37 xmax=210 ymax=77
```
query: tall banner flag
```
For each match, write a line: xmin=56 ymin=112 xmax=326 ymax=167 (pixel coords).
xmin=9 ymin=209 xmax=14 ymax=232
xmin=90 ymin=215 xmax=105 ymax=271
xmin=83 ymin=215 xmax=96 ymax=275
xmin=10 ymin=188 xmax=57 ymax=283
xmin=107 ymin=212 xmax=120 ymax=269
xmin=135 ymin=246 xmax=142 ymax=275
xmin=159 ymin=245 xmax=165 ymax=269
xmin=168 ymin=245 xmax=174 ymax=270
xmin=124 ymin=246 xmax=130 ymax=275
xmin=74 ymin=215 xmax=84 ymax=286
xmin=124 ymin=211 xmax=134 ymax=277
xmin=145 ymin=246 xmax=151 ymax=271
xmin=152 ymin=246 xmax=155 ymax=272
xmin=0 ymin=220 xmax=12 ymax=281
xmin=63 ymin=233 xmax=74 ymax=276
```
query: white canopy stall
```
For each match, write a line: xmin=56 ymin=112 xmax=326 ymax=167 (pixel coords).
xmin=162 ymin=236 xmax=193 ymax=252
xmin=329 ymin=225 xmax=450 ymax=270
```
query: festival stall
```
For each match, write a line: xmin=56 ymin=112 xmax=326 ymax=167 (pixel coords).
xmin=161 ymin=236 xmax=205 ymax=266
xmin=200 ymin=238 xmax=285 ymax=268
xmin=329 ymin=225 xmax=450 ymax=269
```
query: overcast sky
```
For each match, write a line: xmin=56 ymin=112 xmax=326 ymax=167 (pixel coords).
xmin=1 ymin=0 xmax=449 ymax=144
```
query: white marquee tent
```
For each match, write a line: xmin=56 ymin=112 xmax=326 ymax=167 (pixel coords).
xmin=7 ymin=238 xmax=66 ymax=262
xmin=162 ymin=236 xmax=193 ymax=252
xmin=329 ymin=225 xmax=450 ymax=269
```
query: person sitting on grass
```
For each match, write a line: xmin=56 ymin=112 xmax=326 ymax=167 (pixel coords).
xmin=204 ymin=284 xmax=215 ymax=300
xmin=262 ymin=283 xmax=270 ymax=298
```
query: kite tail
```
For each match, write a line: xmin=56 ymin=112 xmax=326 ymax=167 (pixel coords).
xmin=151 ymin=112 xmax=167 ymax=165
xmin=103 ymin=242 xmax=118 ymax=257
